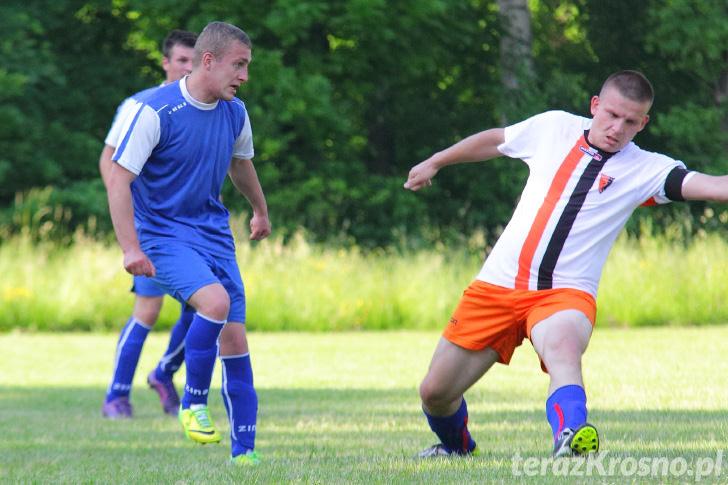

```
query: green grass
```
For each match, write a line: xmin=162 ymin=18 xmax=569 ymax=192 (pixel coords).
xmin=6 ymin=227 xmax=728 ymax=332
xmin=598 ymin=231 xmax=728 ymax=326
xmin=2 ymin=328 xmax=728 ymax=483
xmin=0 ymin=230 xmax=482 ymax=332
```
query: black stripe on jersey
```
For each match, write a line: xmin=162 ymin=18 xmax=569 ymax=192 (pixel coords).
xmin=664 ymin=167 xmax=689 ymax=201
xmin=537 ymin=154 xmax=611 ymax=290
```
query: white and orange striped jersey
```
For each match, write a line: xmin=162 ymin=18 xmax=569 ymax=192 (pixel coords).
xmin=477 ymin=110 xmax=694 ymax=298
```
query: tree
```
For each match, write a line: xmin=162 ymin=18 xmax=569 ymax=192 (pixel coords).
xmin=124 ymin=0 xmax=509 ymax=245
xmin=496 ymin=0 xmax=538 ymax=122
xmin=0 ymin=1 xmax=159 ymax=240
xmin=5 ymin=0 xmax=728 ymax=247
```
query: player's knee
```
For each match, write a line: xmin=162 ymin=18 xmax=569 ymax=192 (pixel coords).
xmin=419 ymin=378 xmax=448 ymax=409
xmin=419 ymin=381 xmax=436 ymax=407
xmin=543 ymin=336 xmax=584 ymax=368
xmin=535 ymin=312 xmax=591 ymax=365
xmin=560 ymin=331 xmax=587 ymax=356
xmin=191 ymin=287 xmax=230 ymax=321
xmin=203 ymin=301 xmax=229 ymax=322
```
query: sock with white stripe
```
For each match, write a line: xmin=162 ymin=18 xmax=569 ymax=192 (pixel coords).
xmin=221 ymin=353 xmax=257 ymax=457
xmin=106 ymin=317 xmax=151 ymax=401
xmin=154 ymin=309 xmax=195 ymax=382
xmin=181 ymin=313 xmax=225 ymax=408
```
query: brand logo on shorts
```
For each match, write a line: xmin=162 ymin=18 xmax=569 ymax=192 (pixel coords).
xmin=449 ymin=317 xmax=458 ymax=325
xmin=598 ymin=173 xmax=614 ymax=193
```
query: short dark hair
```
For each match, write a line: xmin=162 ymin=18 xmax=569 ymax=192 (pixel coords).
xmin=601 ymin=70 xmax=654 ymax=104
xmin=162 ymin=30 xmax=198 ymax=59
xmin=194 ymin=22 xmax=251 ymax=66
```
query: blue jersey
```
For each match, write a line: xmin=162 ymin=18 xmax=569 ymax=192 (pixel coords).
xmin=112 ymin=77 xmax=254 ymax=257
xmin=104 ymin=85 xmax=161 ymax=147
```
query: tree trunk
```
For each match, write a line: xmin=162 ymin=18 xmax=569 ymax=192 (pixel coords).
xmin=717 ymin=51 xmax=728 ymax=151
xmin=496 ymin=0 xmax=534 ymax=123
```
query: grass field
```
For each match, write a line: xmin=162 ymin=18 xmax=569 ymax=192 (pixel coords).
xmin=2 ymin=327 xmax=728 ymax=484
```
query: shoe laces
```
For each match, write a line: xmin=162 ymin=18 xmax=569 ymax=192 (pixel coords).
xmin=557 ymin=428 xmax=574 ymax=442
xmin=190 ymin=405 xmax=213 ymax=428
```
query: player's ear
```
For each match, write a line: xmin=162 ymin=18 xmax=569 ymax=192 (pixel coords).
xmin=638 ymin=114 xmax=650 ymax=131
xmin=201 ymin=52 xmax=215 ymax=70
xmin=589 ymin=96 xmax=600 ymax=116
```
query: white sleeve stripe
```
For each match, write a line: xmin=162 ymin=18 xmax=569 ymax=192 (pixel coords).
xmin=104 ymin=97 xmax=138 ymax=147
xmin=113 ymin=104 xmax=161 ymax=175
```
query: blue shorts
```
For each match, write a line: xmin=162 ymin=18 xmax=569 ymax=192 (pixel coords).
xmin=144 ymin=243 xmax=246 ymax=323
xmin=131 ymin=275 xmax=166 ymax=297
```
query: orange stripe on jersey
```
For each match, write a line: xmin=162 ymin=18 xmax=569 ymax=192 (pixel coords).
xmin=514 ymin=137 xmax=589 ymax=289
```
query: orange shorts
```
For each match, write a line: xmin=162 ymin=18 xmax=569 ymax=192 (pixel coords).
xmin=442 ymin=280 xmax=596 ymax=367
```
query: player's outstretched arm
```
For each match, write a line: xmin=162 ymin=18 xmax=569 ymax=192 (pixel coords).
xmin=403 ymin=128 xmax=506 ymax=191
xmin=107 ymin=163 xmax=156 ymax=276
xmin=681 ymin=173 xmax=728 ymax=202
xmin=228 ymin=157 xmax=271 ymax=241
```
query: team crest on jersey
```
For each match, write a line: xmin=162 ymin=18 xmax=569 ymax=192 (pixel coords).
xmin=598 ymin=173 xmax=615 ymax=193
xmin=579 ymin=145 xmax=603 ymax=162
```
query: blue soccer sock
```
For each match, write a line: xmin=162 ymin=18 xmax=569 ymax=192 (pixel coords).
xmin=546 ymin=384 xmax=588 ymax=441
xmin=106 ymin=317 xmax=151 ymax=401
xmin=424 ymin=398 xmax=477 ymax=454
xmin=221 ymin=353 xmax=258 ymax=457
xmin=181 ymin=312 xmax=225 ymax=408
xmin=154 ymin=309 xmax=195 ymax=382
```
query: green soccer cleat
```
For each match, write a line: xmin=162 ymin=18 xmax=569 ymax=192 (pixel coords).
xmin=552 ymin=423 xmax=599 ymax=458
xmin=178 ymin=404 xmax=221 ymax=444
xmin=230 ymin=450 xmax=261 ymax=466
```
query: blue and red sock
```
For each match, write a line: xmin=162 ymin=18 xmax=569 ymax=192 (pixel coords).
xmin=423 ymin=398 xmax=476 ymax=454
xmin=546 ymin=384 xmax=587 ymax=441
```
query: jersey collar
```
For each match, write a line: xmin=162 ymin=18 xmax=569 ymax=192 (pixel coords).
xmin=180 ymin=76 xmax=219 ymax=111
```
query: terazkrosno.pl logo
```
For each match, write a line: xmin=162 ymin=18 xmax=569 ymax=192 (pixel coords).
xmin=511 ymin=450 xmax=723 ymax=482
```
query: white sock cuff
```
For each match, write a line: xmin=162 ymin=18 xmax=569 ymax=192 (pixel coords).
xmin=195 ymin=312 xmax=227 ymax=325
xmin=220 ymin=352 xmax=250 ymax=360
xmin=130 ymin=317 xmax=153 ymax=330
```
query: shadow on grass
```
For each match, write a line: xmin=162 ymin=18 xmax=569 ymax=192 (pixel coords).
xmin=3 ymin=385 xmax=727 ymax=455
xmin=3 ymin=385 xmax=727 ymax=485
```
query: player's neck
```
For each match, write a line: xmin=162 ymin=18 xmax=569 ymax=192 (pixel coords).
xmin=185 ymin=74 xmax=218 ymax=104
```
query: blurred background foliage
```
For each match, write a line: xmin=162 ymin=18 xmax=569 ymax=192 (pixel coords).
xmin=1 ymin=0 xmax=728 ymax=249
